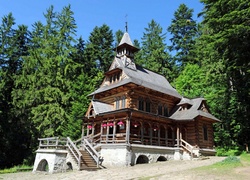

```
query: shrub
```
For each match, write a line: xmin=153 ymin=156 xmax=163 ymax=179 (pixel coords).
xmin=221 ymin=156 xmax=240 ymax=164
xmin=216 ymin=147 xmax=241 ymax=156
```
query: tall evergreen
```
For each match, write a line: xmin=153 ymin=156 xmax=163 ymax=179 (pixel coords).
xmin=167 ymin=4 xmax=198 ymax=69
xmin=198 ymin=0 xmax=250 ymax=149
xmin=115 ymin=29 xmax=123 ymax=47
xmin=84 ymin=24 xmax=114 ymax=72
xmin=136 ymin=19 xmax=173 ymax=80
xmin=0 ymin=13 xmax=31 ymax=168
xmin=13 ymin=5 xmax=77 ymax=138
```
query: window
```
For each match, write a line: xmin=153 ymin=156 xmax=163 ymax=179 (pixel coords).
xmin=115 ymin=98 xmax=120 ymax=110
xmin=158 ymin=105 xmax=162 ymax=115
xmin=203 ymin=125 xmax=208 ymax=141
xmin=164 ymin=105 xmax=168 ymax=117
xmin=121 ymin=96 xmax=126 ymax=108
xmin=138 ymin=98 xmax=144 ymax=111
xmin=146 ymin=101 xmax=151 ymax=112
xmin=109 ymin=76 xmax=112 ymax=84
xmin=116 ymin=72 xmax=120 ymax=81
xmin=108 ymin=72 xmax=121 ymax=84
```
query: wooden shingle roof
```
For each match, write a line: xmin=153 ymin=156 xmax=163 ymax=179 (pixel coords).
xmin=90 ymin=56 xmax=181 ymax=99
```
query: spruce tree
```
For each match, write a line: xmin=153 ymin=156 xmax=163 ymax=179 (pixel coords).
xmin=84 ymin=24 xmax=114 ymax=72
xmin=167 ymin=4 xmax=198 ymax=68
xmin=0 ymin=13 xmax=32 ymax=168
xmin=198 ymin=0 xmax=250 ymax=149
xmin=136 ymin=19 xmax=173 ymax=80
xmin=13 ymin=5 xmax=78 ymax=138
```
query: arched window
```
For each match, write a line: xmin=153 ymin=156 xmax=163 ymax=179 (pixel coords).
xmin=145 ymin=100 xmax=151 ymax=112
xmin=138 ymin=97 xmax=144 ymax=111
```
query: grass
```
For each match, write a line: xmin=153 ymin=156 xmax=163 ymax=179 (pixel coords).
xmin=0 ymin=165 xmax=33 ymax=174
xmin=191 ymin=153 xmax=250 ymax=179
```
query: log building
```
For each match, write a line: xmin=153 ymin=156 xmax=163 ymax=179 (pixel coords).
xmin=83 ymin=31 xmax=219 ymax=166
xmin=33 ymin=31 xmax=220 ymax=173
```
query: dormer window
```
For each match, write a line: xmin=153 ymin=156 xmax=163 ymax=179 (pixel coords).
xmin=108 ymin=72 xmax=121 ymax=85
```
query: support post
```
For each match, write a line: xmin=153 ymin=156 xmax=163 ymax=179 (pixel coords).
xmin=177 ymin=126 xmax=180 ymax=147
xmin=113 ymin=120 xmax=117 ymax=143
xmin=125 ymin=117 xmax=130 ymax=143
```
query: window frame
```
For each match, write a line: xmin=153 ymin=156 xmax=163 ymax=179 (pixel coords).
xmin=138 ymin=97 xmax=144 ymax=111
xmin=203 ymin=124 xmax=208 ymax=141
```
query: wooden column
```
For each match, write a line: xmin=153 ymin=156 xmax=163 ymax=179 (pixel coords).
xmin=176 ymin=126 xmax=180 ymax=147
xmin=112 ymin=121 xmax=117 ymax=143
xmin=92 ymin=124 xmax=95 ymax=136
xmin=100 ymin=122 xmax=103 ymax=135
xmin=165 ymin=126 xmax=168 ymax=146
xmin=106 ymin=126 xmax=109 ymax=143
xmin=125 ymin=117 xmax=130 ymax=143
xmin=140 ymin=122 xmax=144 ymax=144
xmin=100 ymin=121 xmax=103 ymax=143
xmin=180 ymin=127 xmax=182 ymax=140
xmin=150 ymin=124 xmax=152 ymax=145
xmin=158 ymin=127 xmax=160 ymax=146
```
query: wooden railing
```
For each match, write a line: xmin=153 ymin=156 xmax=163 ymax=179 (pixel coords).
xmin=66 ymin=137 xmax=82 ymax=170
xmin=38 ymin=137 xmax=67 ymax=149
xmin=180 ymin=139 xmax=194 ymax=159
xmin=82 ymin=138 xmax=100 ymax=167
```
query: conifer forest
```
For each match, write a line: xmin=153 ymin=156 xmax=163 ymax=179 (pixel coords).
xmin=0 ymin=1 xmax=249 ymax=168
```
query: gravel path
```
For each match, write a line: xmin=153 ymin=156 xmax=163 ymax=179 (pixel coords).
xmin=1 ymin=156 xmax=226 ymax=180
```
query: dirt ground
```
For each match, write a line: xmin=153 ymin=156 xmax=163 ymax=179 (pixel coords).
xmin=1 ymin=156 xmax=249 ymax=180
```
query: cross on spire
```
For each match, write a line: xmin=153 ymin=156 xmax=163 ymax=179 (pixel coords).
xmin=125 ymin=14 xmax=128 ymax=32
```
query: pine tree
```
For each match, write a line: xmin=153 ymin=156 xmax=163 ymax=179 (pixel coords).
xmin=167 ymin=4 xmax=198 ymax=68
xmin=84 ymin=24 xmax=114 ymax=72
xmin=0 ymin=13 xmax=32 ymax=168
xmin=136 ymin=19 xmax=173 ymax=80
xmin=13 ymin=5 xmax=78 ymax=138
xmin=115 ymin=29 xmax=123 ymax=46
xmin=198 ymin=0 xmax=250 ymax=149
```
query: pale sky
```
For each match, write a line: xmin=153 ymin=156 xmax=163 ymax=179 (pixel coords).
xmin=0 ymin=0 xmax=203 ymax=43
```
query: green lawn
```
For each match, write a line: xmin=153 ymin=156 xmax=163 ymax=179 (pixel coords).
xmin=190 ymin=153 xmax=250 ymax=179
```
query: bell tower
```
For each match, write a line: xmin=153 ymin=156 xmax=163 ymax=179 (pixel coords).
xmin=115 ymin=24 xmax=139 ymax=70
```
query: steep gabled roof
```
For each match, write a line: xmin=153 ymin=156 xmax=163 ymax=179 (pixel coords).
xmin=90 ymin=57 xmax=181 ymax=99
xmin=116 ymin=32 xmax=139 ymax=52
xmin=90 ymin=31 xmax=181 ymax=98
xmin=119 ymin=32 xmax=133 ymax=46
xmin=170 ymin=97 xmax=220 ymax=122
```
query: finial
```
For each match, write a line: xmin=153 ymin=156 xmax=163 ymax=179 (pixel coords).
xmin=125 ymin=14 xmax=128 ymax=32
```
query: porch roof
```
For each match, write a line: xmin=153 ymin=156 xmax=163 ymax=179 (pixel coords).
xmin=92 ymin=100 xmax=113 ymax=115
